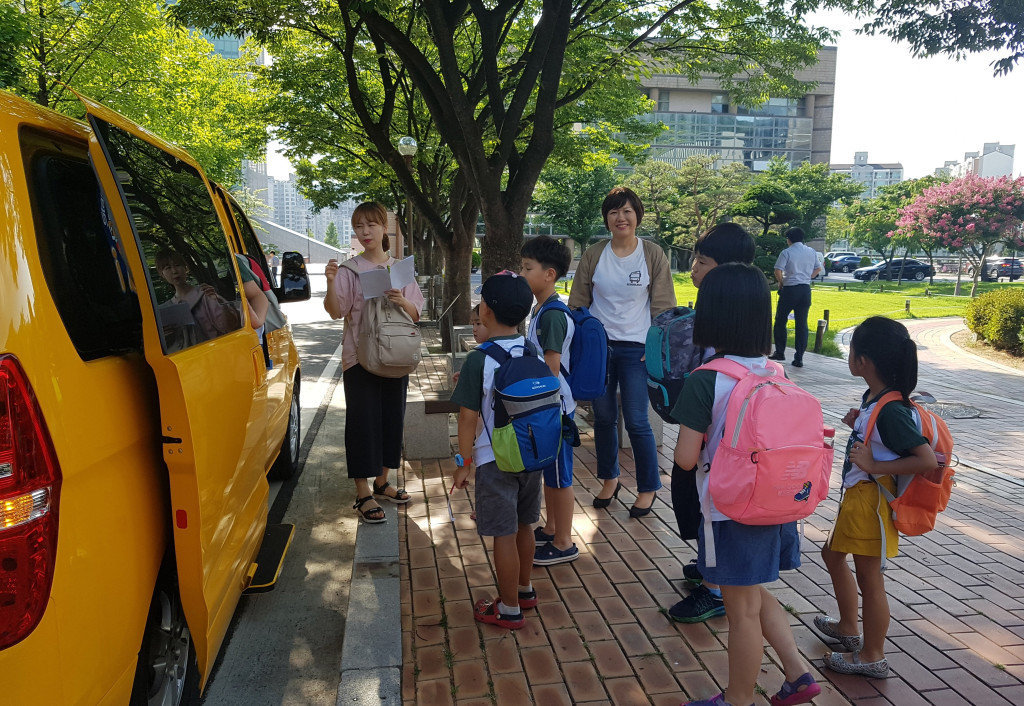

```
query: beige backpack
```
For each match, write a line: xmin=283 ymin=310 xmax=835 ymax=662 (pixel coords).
xmin=341 ymin=259 xmax=422 ymax=377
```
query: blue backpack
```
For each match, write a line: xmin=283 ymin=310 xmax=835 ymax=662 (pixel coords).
xmin=645 ymin=306 xmax=702 ymax=423
xmin=535 ymin=301 xmax=608 ymax=401
xmin=481 ymin=341 xmax=562 ymax=473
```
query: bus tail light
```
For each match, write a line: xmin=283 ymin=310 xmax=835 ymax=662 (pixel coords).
xmin=0 ymin=355 xmax=61 ymax=650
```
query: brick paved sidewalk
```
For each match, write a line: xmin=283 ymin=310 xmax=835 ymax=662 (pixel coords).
xmin=396 ymin=320 xmax=1024 ymax=705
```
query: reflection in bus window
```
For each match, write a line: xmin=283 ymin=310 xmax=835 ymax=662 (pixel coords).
xmin=90 ymin=118 xmax=244 ymax=353
xmin=155 ymin=249 xmax=241 ymax=350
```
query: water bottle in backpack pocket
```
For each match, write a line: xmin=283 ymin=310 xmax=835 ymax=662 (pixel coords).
xmin=645 ymin=307 xmax=702 ymax=422
xmin=481 ymin=341 xmax=563 ymax=472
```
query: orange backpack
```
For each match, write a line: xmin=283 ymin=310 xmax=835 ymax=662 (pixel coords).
xmin=862 ymin=391 xmax=956 ymax=536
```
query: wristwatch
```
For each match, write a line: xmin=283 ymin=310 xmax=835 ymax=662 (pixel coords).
xmin=454 ymin=453 xmax=469 ymax=468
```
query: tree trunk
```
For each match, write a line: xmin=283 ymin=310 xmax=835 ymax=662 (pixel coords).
xmin=480 ymin=215 xmax=527 ymax=277
xmin=954 ymin=252 xmax=964 ymax=296
xmin=970 ymin=244 xmax=991 ymax=298
xmin=896 ymin=247 xmax=909 ymax=286
xmin=437 ymin=236 xmax=473 ymax=352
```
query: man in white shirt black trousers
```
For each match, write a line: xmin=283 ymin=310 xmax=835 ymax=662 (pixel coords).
xmin=769 ymin=227 xmax=822 ymax=368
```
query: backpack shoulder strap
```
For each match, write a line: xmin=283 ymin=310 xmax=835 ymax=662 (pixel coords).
xmin=340 ymin=258 xmax=361 ymax=275
xmin=480 ymin=341 xmax=512 ymax=365
xmin=861 ymin=391 xmax=906 ymax=443
xmin=538 ymin=299 xmax=572 ymax=317
xmin=695 ymin=357 xmax=775 ymax=380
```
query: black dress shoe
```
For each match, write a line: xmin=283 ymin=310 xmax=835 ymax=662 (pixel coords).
xmin=628 ymin=503 xmax=653 ymax=519
xmin=791 ymin=359 xmax=804 ymax=368
xmin=593 ymin=481 xmax=622 ymax=509
xmin=768 ymin=352 xmax=785 ymax=361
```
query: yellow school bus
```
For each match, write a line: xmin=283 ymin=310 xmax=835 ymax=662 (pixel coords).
xmin=0 ymin=90 xmax=310 ymax=704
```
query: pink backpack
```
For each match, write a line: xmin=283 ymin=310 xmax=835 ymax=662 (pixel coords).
xmin=697 ymin=358 xmax=835 ymax=525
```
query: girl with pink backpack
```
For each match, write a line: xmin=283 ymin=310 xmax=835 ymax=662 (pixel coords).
xmin=674 ymin=264 xmax=823 ymax=706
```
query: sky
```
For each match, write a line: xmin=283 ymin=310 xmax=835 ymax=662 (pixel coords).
xmin=266 ymin=11 xmax=1024 ymax=181
xmin=816 ymin=10 xmax=1024 ymax=179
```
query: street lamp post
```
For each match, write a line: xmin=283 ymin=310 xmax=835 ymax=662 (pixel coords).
xmin=305 ymin=213 xmax=311 ymax=263
xmin=397 ymin=136 xmax=418 ymax=259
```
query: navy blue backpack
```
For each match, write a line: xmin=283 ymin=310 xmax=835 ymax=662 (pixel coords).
xmin=535 ymin=301 xmax=608 ymax=401
xmin=481 ymin=342 xmax=562 ymax=472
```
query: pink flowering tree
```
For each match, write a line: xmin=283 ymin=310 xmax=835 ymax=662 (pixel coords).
xmin=896 ymin=174 xmax=1024 ymax=296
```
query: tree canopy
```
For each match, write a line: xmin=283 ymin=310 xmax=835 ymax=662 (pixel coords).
xmin=532 ymin=159 xmax=620 ymax=254
xmin=732 ymin=182 xmax=801 ymax=238
xmin=896 ymin=173 xmax=1024 ymax=295
xmin=174 ymin=0 xmax=846 ymax=275
xmin=858 ymin=0 xmax=1024 ymax=76
xmin=2 ymin=0 xmax=269 ymax=185
xmin=761 ymin=159 xmax=863 ymax=237
xmin=671 ymin=156 xmax=751 ymax=252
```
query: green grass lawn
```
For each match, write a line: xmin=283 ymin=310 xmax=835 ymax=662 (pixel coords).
xmin=670 ymin=274 xmax=1024 ymax=358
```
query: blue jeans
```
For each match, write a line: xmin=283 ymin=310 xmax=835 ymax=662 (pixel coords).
xmin=592 ymin=342 xmax=661 ymax=493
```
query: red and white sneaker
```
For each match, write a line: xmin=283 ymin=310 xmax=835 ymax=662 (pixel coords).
xmin=473 ymin=597 xmax=525 ymax=629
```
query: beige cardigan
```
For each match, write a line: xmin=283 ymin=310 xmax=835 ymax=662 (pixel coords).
xmin=568 ymin=238 xmax=677 ymax=324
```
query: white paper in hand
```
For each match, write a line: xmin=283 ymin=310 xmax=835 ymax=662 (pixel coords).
xmin=358 ymin=268 xmax=392 ymax=299
xmin=389 ymin=256 xmax=416 ymax=290
xmin=358 ymin=256 xmax=417 ymax=298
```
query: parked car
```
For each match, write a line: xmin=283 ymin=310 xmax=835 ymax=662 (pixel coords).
xmin=980 ymin=257 xmax=1023 ymax=282
xmin=824 ymin=251 xmax=857 ymax=262
xmin=853 ymin=258 xmax=935 ymax=281
xmin=830 ymin=255 xmax=864 ymax=273
xmin=1 ymin=91 xmax=311 ymax=704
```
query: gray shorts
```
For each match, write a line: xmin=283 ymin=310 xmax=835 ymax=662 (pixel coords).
xmin=474 ymin=461 xmax=543 ymax=537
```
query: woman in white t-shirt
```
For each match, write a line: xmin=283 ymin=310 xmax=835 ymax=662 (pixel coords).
xmin=568 ymin=187 xmax=676 ymax=518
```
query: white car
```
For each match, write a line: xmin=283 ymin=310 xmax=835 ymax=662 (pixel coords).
xmin=825 ymin=251 xmax=856 ymax=261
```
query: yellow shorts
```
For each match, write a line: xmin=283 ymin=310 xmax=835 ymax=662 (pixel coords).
xmin=828 ymin=478 xmax=899 ymax=558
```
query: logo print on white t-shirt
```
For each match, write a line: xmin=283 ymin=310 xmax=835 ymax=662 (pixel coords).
xmin=628 ymin=270 xmax=642 ymax=285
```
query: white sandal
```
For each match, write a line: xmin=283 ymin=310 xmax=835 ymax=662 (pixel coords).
xmin=813 ymin=615 xmax=862 ymax=651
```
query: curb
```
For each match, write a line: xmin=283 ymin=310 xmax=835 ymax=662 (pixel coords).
xmin=336 ymin=516 xmax=402 ymax=705
xmin=336 ymin=452 xmax=402 ymax=704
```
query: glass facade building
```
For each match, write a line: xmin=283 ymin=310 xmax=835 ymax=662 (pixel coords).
xmin=642 ymin=111 xmax=813 ymax=171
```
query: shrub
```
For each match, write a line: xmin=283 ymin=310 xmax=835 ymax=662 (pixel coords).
xmin=966 ymin=288 xmax=1024 ymax=353
xmin=753 ymin=232 xmax=788 ymax=281
xmin=860 ymin=256 xmax=873 ymax=268
xmin=471 ymin=251 xmax=481 ymax=269
xmin=823 ymin=257 xmax=832 ymax=272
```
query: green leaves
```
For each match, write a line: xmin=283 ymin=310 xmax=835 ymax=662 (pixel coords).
xmin=532 ymin=161 xmax=620 ymax=251
xmin=5 ymin=1 xmax=269 ymax=185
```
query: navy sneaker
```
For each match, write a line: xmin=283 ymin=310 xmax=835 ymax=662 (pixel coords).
xmin=533 ymin=526 xmax=555 ymax=546
xmin=683 ymin=559 xmax=703 ymax=586
xmin=667 ymin=585 xmax=725 ymax=623
xmin=533 ymin=542 xmax=580 ymax=566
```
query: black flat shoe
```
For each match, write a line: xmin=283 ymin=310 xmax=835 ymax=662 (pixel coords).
xmin=593 ymin=481 xmax=622 ymax=509
xmin=628 ymin=503 xmax=653 ymax=519
xmin=791 ymin=359 xmax=804 ymax=368
xmin=768 ymin=352 xmax=785 ymax=361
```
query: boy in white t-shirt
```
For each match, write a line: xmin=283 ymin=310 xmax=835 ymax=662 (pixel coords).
xmin=520 ymin=236 xmax=578 ymax=566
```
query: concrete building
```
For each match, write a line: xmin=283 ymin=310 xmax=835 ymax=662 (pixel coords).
xmin=830 ymin=152 xmax=903 ymax=198
xmin=638 ymin=47 xmax=836 ymax=171
xmin=935 ymin=143 xmax=1015 ymax=179
xmin=266 ymin=174 xmax=354 ymax=245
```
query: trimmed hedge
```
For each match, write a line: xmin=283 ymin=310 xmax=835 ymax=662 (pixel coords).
xmin=965 ymin=288 xmax=1024 ymax=354
xmin=860 ymin=256 xmax=873 ymax=267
